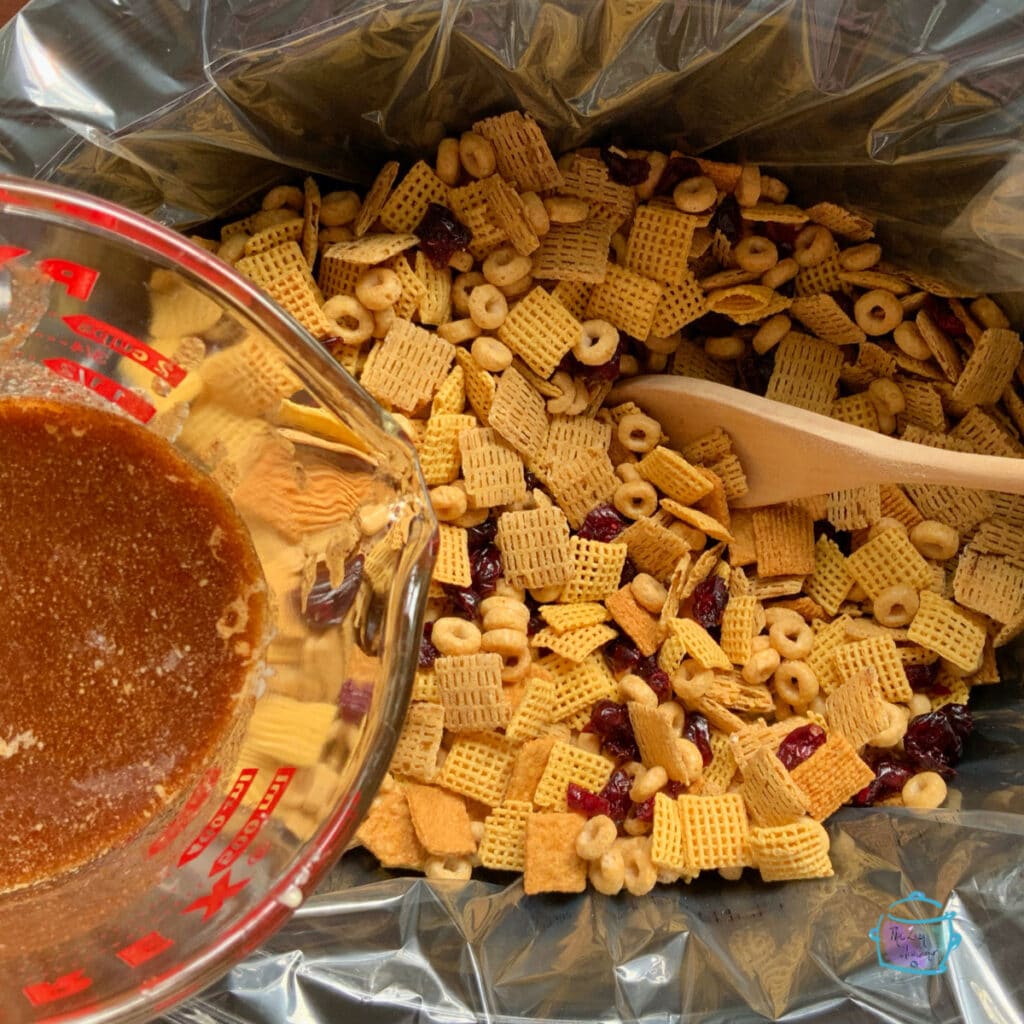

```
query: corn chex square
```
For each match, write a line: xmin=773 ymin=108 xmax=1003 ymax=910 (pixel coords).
xmin=448 ymin=178 xmax=507 ymax=258
xmin=544 ymin=447 xmax=620 ymax=531
xmin=690 ymin=730 xmax=738 ymax=796
xmin=454 ymin=348 xmax=496 ymax=423
xmin=379 ymin=160 xmax=449 ymax=233
xmin=418 ymin=412 xmax=476 ymax=486
xmin=831 ymin=635 xmax=912 ymax=702
xmin=496 ymin=506 xmax=573 ymax=590
xmin=952 ymin=327 xmax=1023 ymax=406
xmin=831 ymin=392 xmax=880 ymax=432
xmin=954 ymin=548 xmax=1024 ymax=623
xmin=651 ymin=792 xmax=687 ymax=872
xmin=804 ymin=615 xmax=852 ymax=695
xmin=585 ymin=262 xmax=663 ymax=340
xmin=749 ymin=819 xmax=833 ymax=882
xmin=551 ymin=278 xmax=594 ymax=319
xmin=459 ymin=426 xmax=527 ymax=506
xmin=415 ymin=251 xmax=453 ymax=325
xmin=360 ymin=317 xmax=454 ymax=413
xmin=531 ymin=622 xmax=616 ymax=662
xmin=908 ymin=590 xmax=987 ymax=672
xmin=952 ymin=407 xmax=1024 ymax=458
xmin=803 ymin=535 xmax=854 ymax=616
xmin=825 ymin=667 xmax=890 ymax=751
xmin=628 ymin=702 xmax=697 ymax=783
xmin=670 ymin=338 xmax=734 ymax=385
xmin=604 ymin=585 xmax=664 ymax=657
xmin=719 ymin=594 xmax=765 ymax=665
xmin=625 ymin=205 xmax=700 ymax=286
xmin=479 ymin=800 xmax=533 ymax=872
xmin=487 ymin=366 xmax=549 ymax=460
xmin=317 ymin=253 xmax=363 ymax=299
xmin=675 ymin=793 xmax=751 ymax=872
xmin=753 ymin=504 xmax=816 ymax=577
xmin=636 ymin=446 xmax=714 ymax=506
xmin=435 ymin=652 xmax=509 ymax=733
xmin=474 ymin=111 xmax=563 ymax=192
xmin=790 ymin=734 xmax=874 ymax=821
xmin=389 ymin=702 xmax=446 ymax=782
xmin=263 ymin=270 xmax=338 ymax=340
xmin=547 ymin=413 xmax=612 ymax=455
xmin=558 ymin=154 xmax=636 ymax=226
xmin=659 ymin=618 xmax=731 ymax=672
xmin=846 ymin=526 xmax=932 ymax=600
xmin=617 ymin=516 xmax=692 ymax=583
xmin=540 ymin=602 xmax=610 ymax=633
xmin=765 ymin=332 xmax=845 ymax=414
xmin=544 ymin=652 xmax=618 ymax=721
xmin=533 ymin=740 xmax=613 ymax=811
xmin=790 ymin=294 xmax=866 ymax=345
xmin=438 ymin=731 xmax=515 ymax=807
xmin=497 ymin=285 xmax=583 ymax=379
xmin=826 ymin=485 xmax=882 ymax=532
xmin=244 ymin=218 xmax=304 ymax=256
xmin=236 ymin=241 xmax=320 ymax=297
xmin=483 ymin=174 xmax=539 ymax=256
xmin=506 ymin=671 xmax=557 ymax=742
xmin=531 ymin=219 xmax=613 ymax=283
xmin=505 ymin=734 xmax=558 ymax=804
xmin=651 ymin=270 xmax=707 ymax=334
xmin=738 ymin=746 xmax=810 ymax=827
xmin=433 ymin=523 xmax=472 ymax=588
xmin=523 ymin=812 xmax=587 ymax=895
xmin=560 ymin=536 xmax=628 ymax=603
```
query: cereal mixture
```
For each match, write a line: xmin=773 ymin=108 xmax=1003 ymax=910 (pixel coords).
xmin=191 ymin=111 xmax=1024 ymax=894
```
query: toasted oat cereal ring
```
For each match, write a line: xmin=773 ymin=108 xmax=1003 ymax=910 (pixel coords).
xmin=481 ymin=627 xmax=530 ymax=673
xmin=498 ymin=273 xmax=534 ymax=300
xmin=437 ymin=318 xmax=482 ymax=344
xmin=893 ymin=320 xmax=933 ymax=360
xmin=453 ymin=271 xmax=486 ymax=314
xmin=838 ymin=242 xmax=882 ymax=271
xmin=644 ymin=331 xmax=682 ymax=355
xmin=449 ymin=250 xmax=474 ymax=272
xmin=483 ymin=247 xmax=533 ymax=287
xmin=677 ymin=737 xmax=704 ymax=778
xmin=459 ymin=131 xmax=497 ymax=179
xmin=613 ymin=479 xmax=658 ymax=520
xmin=867 ymin=377 xmax=906 ymax=415
xmin=873 ymin=582 xmax=920 ymax=627
xmin=704 ymin=335 xmax=746 ymax=361
xmin=435 ymin=137 xmax=461 ymax=186
xmin=576 ymin=815 xmax=618 ymax=860
xmin=322 ymin=294 xmax=374 ymax=345
xmin=768 ymin=617 xmax=813 ymax=660
xmin=520 ymin=190 xmax=550 ymax=236
xmin=793 ymin=224 xmax=834 ymax=267
xmin=753 ymin=313 xmax=791 ymax=355
xmin=425 ymin=855 xmax=473 ymax=880
xmin=261 ymin=184 xmax=304 ymax=211
xmin=673 ymin=175 xmax=717 ymax=213
xmin=773 ymin=660 xmax=818 ymax=707
xmin=735 ymin=163 xmax=762 ymax=207
xmin=636 ymin=150 xmax=668 ymax=200
xmin=616 ymin=462 xmax=642 ymax=483
xmin=576 ymin=319 xmax=620 ymax=366
xmin=742 ymin=647 xmax=781 ymax=686
xmin=907 ymin=693 xmax=932 ymax=718
xmin=630 ymin=765 xmax=668 ymax=803
xmin=761 ymin=257 xmax=799 ymax=289
xmin=854 ymin=289 xmax=903 ymax=336
xmin=432 ymin=616 xmax=483 ymax=656
xmin=429 ymin=484 xmax=468 ymax=521
xmin=621 ymin=840 xmax=658 ymax=895
xmin=734 ymin=235 xmax=778 ymax=274
xmin=468 ymin=284 xmax=509 ymax=330
xmin=480 ymin=595 xmax=531 ymax=632
xmin=217 ymin=233 xmax=249 ymax=264
xmin=658 ymin=700 xmax=685 ymax=732
xmin=617 ymin=412 xmax=662 ymax=453
xmin=867 ymin=517 xmax=907 ymax=540
xmin=319 ymin=190 xmax=362 ymax=226
xmin=869 ymin=702 xmax=908 ymax=748
xmin=372 ymin=306 xmax=395 ymax=339
xmin=619 ymin=673 xmax=659 ymax=708
xmin=902 ymin=771 xmax=947 ymax=809
xmin=671 ymin=663 xmax=714 ymax=704
xmin=471 ymin=335 xmax=514 ymax=372
xmin=589 ymin=848 xmax=626 ymax=895
xmin=630 ymin=572 xmax=667 ymax=613
xmin=909 ymin=520 xmax=959 ymax=561
xmin=355 ymin=267 xmax=403 ymax=310
xmin=543 ymin=195 xmax=590 ymax=224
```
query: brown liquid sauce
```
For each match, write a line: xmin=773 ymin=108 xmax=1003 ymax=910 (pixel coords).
xmin=0 ymin=397 xmax=267 ymax=891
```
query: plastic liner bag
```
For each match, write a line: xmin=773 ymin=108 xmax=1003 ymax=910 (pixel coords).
xmin=3 ymin=1 xmax=1024 ymax=1021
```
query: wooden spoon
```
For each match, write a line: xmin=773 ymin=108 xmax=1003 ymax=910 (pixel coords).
xmin=610 ymin=375 xmax=1024 ymax=509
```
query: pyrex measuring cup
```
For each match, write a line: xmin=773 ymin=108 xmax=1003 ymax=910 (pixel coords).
xmin=0 ymin=175 xmax=434 ymax=1023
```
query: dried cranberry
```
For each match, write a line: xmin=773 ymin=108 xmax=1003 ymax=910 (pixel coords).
xmin=777 ymin=723 xmax=827 ymax=770
xmin=664 ymin=779 xmax=687 ymax=798
xmin=903 ymin=661 xmax=941 ymax=692
xmin=572 ymin=342 xmax=622 ymax=383
xmin=691 ymin=576 xmax=729 ymax=631
xmin=470 ymin=543 xmax=503 ymax=597
xmin=464 ymin=517 xmax=498 ymax=550
xmin=684 ymin=712 xmax=714 ymax=766
xmin=646 ymin=667 xmax=672 ymax=703
xmin=923 ymin=294 xmax=965 ymax=338
xmin=903 ymin=704 xmax=973 ymax=778
xmin=443 ymin=584 xmax=480 ymax=620
xmin=606 ymin=637 xmax=643 ymax=676
xmin=631 ymin=796 xmax=656 ymax=822
xmin=588 ymin=699 xmax=640 ymax=762
xmin=418 ymin=621 xmax=439 ymax=668
xmin=339 ymin=678 xmax=373 ymax=723
xmin=758 ymin=220 xmax=801 ymax=256
xmin=414 ymin=202 xmax=472 ymax=268
xmin=693 ymin=312 xmax=737 ymax=338
xmin=734 ymin=349 xmax=775 ymax=397
xmin=578 ymin=503 xmax=627 ymax=542
xmin=567 ymin=782 xmax=611 ymax=818
xmin=710 ymin=194 xmax=742 ymax=244
xmin=599 ymin=767 xmax=635 ymax=822
xmin=301 ymin=555 xmax=364 ymax=630
xmin=830 ymin=290 xmax=856 ymax=320
xmin=853 ymin=760 xmax=915 ymax=806
xmin=601 ymin=147 xmax=651 ymax=186
xmin=619 ymin=555 xmax=639 ymax=588
xmin=654 ymin=155 xmax=702 ymax=196
xmin=527 ymin=611 xmax=545 ymax=637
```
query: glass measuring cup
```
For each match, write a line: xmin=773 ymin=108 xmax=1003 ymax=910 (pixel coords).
xmin=0 ymin=175 xmax=435 ymax=1023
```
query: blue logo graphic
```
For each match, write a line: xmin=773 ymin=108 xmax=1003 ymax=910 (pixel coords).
xmin=868 ymin=892 xmax=962 ymax=975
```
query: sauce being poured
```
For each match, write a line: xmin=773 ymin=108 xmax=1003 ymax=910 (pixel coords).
xmin=0 ymin=397 xmax=267 ymax=891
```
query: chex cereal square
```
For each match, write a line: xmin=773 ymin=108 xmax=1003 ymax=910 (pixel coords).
xmin=496 ymin=506 xmax=573 ymax=590
xmin=605 ymin=585 xmax=664 ymax=656
xmin=907 ymin=590 xmax=987 ymax=672
xmin=474 ymin=111 xmax=563 ymax=192
xmin=752 ymin=504 xmax=816 ymax=577
xmin=459 ymin=426 xmax=527 ymax=506
xmin=435 ymin=652 xmax=509 ymax=733
xmin=438 ymin=732 xmax=516 ymax=807
xmin=636 ymin=445 xmax=714 ymax=506
xmin=404 ymin=783 xmax=476 ymax=858
xmin=433 ymin=524 xmax=472 ymax=588
xmin=506 ymin=671 xmax=557 ymax=743
xmin=379 ymin=160 xmax=450 ymax=233
xmin=390 ymin=702 xmax=446 ymax=782
xmin=498 ymin=285 xmax=583 ymax=378
xmin=532 ymin=622 xmax=617 ymax=662
xmin=765 ymin=332 xmax=845 ymax=414
xmin=790 ymin=733 xmax=874 ymax=820
xmin=540 ymin=602 xmax=610 ymax=633
xmin=531 ymin=220 xmax=613 ymax=283
xmin=359 ymin=317 xmax=454 ymax=413
xmin=803 ymin=535 xmax=854 ymax=616
xmin=651 ymin=792 xmax=688 ymax=872
xmin=479 ymin=800 xmax=533 ymax=872
xmin=546 ymin=653 xmax=618 ymax=721
xmin=585 ymin=262 xmax=663 ymax=340
xmin=738 ymin=746 xmax=810 ymax=827
xmin=720 ymin=594 xmax=765 ymax=665
xmin=629 ymin=702 xmax=698 ymax=783
xmin=418 ymin=412 xmax=477 ymax=486
xmin=617 ymin=516 xmax=692 ymax=582
xmin=625 ymin=205 xmax=699 ymax=286
xmin=832 ymin=635 xmax=912 ymax=703
xmin=749 ymin=819 xmax=833 ymax=882
xmin=677 ymin=793 xmax=751 ymax=872
xmin=533 ymin=740 xmax=613 ymax=811
xmin=825 ymin=667 xmax=890 ymax=750
xmin=560 ymin=536 xmax=628 ymax=603
xmin=488 ymin=366 xmax=549 ymax=460
xmin=846 ymin=526 xmax=932 ymax=600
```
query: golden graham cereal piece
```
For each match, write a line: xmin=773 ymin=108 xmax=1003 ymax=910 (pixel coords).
xmin=404 ymin=783 xmax=477 ymax=858
xmin=789 ymin=733 xmax=874 ymax=821
xmin=523 ymin=812 xmax=588 ymax=895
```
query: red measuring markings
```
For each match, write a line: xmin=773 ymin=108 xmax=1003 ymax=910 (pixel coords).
xmin=0 ymin=245 xmax=98 ymax=301
xmin=23 ymin=968 xmax=92 ymax=1007
xmin=148 ymin=766 xmax=221 ymax=858
xmin=209 ymin=767 xmax=295 ymax=877
xmin=61 ymin=314 xmax=187 ymax=386
xmin=116 ymin=930 xmax=175 ymax=969
xmin=182 ymin=869 xmax=250 ymax=922
xmin=43 ymin=357 xmax=155 ymax=423
xmin=178 ymin=767 xmax=258 ymax=868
